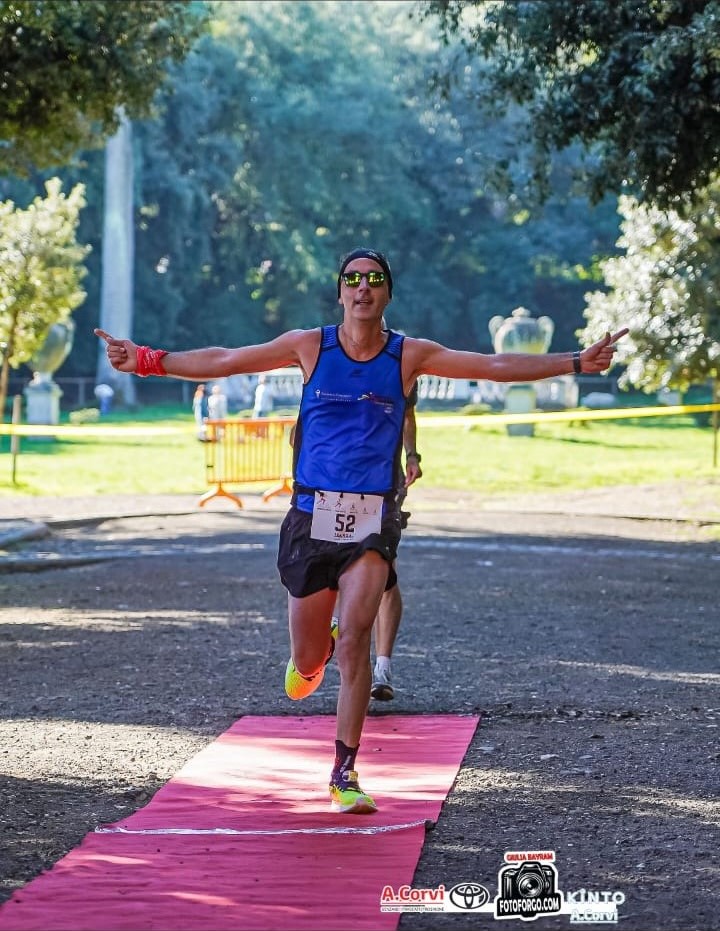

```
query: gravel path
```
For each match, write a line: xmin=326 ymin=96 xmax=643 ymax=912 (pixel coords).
xmin=1 ymin=483 xmax=719 ymax=929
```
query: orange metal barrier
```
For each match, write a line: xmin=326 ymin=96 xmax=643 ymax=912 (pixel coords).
xmin=199 ymin=417 xmax=296 ymax=508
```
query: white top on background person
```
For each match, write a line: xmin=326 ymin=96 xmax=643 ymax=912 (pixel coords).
xmin=207 ymin=383 xmax=228 ymax=420
xmin=253 ymin=373 xmax=273 ymax=417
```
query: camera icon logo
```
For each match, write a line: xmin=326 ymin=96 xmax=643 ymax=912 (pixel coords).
xmin=495 ymin=858 xmax=563 ymax=921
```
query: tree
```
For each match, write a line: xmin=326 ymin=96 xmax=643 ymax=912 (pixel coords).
xmin=421 ymin=0 xmax=720 ymax=208
xmin=129 ymin=0 xmax=617 ymax=356
xmin=0 ymin=0 xmax=207 ymax=175
xmin=132 ymin=0 xmax=457 ymax=347
xmin=580 ymin=183 xmax=720 ymax=402
xmin=0 ymin=178 xmax=89 ymax=417
xmin=0 ymin=0 xmax=621 ymax=381
xmin=97 ymin=113 xmax=136 ymax=404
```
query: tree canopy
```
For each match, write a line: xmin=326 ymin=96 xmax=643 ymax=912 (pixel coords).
xmin=0 ymin=0 xmax=207 ymax=175
xmin=581 ymin=182 xmax=720 ymax=395
xmin=421 ymin=0 xmax=720 ymax=208
xmin=118 ymin=0 xmax=619 ymax=359
xmin=0 ymin=178 xmax=89 ymax=415
xmin=1 ymin=0 xmax=621 ymax=386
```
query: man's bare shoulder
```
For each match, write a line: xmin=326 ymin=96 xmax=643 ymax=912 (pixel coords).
xmin=270 ymin=327 xmax=322 ymax=353
xmin=402 ymin=335 xmax=444 ymax=368
xmin=277 ymin=327 xmax=322 ymax=343
xmin=402 ymin=335 xmax=441 ymax=350
xmin=279 ymin=327 xmax=322 ymax=377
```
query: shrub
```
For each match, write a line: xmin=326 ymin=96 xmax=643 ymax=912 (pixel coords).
xmin=69 ymin=407 xmax=100 ymax=424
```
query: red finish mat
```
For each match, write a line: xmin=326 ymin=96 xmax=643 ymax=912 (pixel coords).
xmin=0 ymin=714 xmax=479 ymax=930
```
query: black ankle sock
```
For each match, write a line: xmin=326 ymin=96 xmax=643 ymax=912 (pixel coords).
xmin=326 ymin=634 xmax=336 ymax=664
xmin=331 ymin=740 xmax=358 ymax=782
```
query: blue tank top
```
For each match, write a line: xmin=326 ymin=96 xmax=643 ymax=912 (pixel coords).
xmin=293 ymin=325 xmax=407 ymax=514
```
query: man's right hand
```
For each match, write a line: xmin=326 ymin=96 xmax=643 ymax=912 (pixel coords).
xmin=405 ymin=455 xmax=422 ymax=486
xmin=94 ymin=328 xmax=138 ymax=373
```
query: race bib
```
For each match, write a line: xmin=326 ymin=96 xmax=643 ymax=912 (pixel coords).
xmin=310 ymin=491 xmax=383 ymax=543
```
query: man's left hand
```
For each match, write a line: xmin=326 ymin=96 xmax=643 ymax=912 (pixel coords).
xmin=580 ymin=328 xmax=629 ymax=373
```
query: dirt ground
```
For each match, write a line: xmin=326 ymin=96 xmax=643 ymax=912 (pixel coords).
xmin=1 ymin=483 xmax=719 ymax=930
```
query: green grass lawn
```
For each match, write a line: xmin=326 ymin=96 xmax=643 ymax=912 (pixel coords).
xmin=419 ymin=416 xmax=719 ymax=493
xmin=0 ymin=405 xmax=718 ymax=499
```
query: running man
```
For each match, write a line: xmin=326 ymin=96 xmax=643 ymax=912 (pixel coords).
xmin=96 ymin=247 xmax=626 ymax=814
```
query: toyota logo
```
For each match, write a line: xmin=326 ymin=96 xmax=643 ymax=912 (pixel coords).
xmin=448 ymin=882 xmax=490 ymax=910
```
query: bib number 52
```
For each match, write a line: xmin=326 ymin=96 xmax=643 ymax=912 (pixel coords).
xmin=335 ymin=513 xmax=356 ymax=533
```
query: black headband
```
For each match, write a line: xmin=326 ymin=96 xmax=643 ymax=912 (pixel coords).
xmin=337 ymin=248 xmax=393 ymax=298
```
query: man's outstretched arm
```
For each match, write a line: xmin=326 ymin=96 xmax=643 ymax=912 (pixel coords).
xmin=94 ymin=328 xmax=313 ymax=380
xmin=405 ymin=328 xmax=629 ymax=385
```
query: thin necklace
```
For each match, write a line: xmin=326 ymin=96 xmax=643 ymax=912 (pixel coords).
xmin=340 ymin=324 xmax=384 ymax=355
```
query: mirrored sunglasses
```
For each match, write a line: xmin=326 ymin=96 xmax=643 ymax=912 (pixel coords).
xmin=341 ymin=270 xmax=387 ymax=288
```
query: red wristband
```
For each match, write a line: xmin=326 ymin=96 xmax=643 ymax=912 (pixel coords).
xmin=136 ymin=346 xmax=169 ymax=377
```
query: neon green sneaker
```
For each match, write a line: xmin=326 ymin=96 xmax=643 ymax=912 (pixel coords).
xmin=329 ymin=770 xmax=377 ymax=814
xmin=284 ymin=616 xmax=339 ymax=701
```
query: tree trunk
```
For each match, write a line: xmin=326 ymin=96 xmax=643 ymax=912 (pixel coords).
xmin=97 ymin=110 xmax=136 ymax=405
xmin=0 ymin=354 xmax=10 ymax=422
xmin=0 ymin=306 xmax=19 ymax=421
xmin=713 ymin=376 xmax=719 ymax=469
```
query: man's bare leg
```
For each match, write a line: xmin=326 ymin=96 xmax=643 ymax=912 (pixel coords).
xmin=335 ymin=551 xmax=387 ymax=744
xmin=288 ymin=588 xmax=337 ymax=676
xmin=372 ymin=565 xmax=402 ymax=700
xmin=328 ymin=550 xmax=388 ymax=813
xmin=374 ymin=581 xmax=402 ymax=656
xmin=284 ymin=588 xmax=337 ymax=700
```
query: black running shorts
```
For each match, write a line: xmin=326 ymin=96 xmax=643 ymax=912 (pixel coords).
xmin=277 ymin=506 xmax=402 ymax=598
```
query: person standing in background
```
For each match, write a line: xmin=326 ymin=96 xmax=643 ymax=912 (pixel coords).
xmin=253 ymin=373 xmax=274 ymax=417
xmin=207 ymin=383 xmax=228 ymax=439
xmin=192 ymin=383 xmax=209 ymax=440
xmin=207 ymin=383 xmax=228 ymax=421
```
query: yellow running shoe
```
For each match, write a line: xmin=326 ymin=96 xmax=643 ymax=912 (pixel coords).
xmin=329 ymin=770 xmax=377 ymax=814
xmin=284 ymin=617 xmax=339 ymax=701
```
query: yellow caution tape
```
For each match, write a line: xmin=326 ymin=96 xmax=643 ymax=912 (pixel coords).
xmin=417 ymin=403 xmax=720 ymax=428
xmin=1 ymin=403 xmax=718 ymax=437
xmin=0 ymin=423 xmax=193 ymax=437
